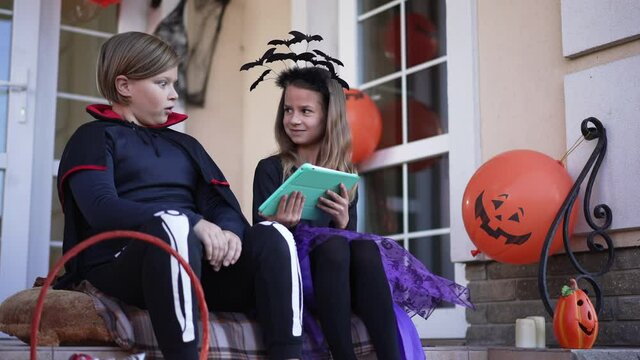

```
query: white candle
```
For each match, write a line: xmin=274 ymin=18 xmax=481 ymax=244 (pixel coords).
xmin=515 ymin=318 xmax=536 ymax=348
xmin=526 ymin=316 xmax=546 ymax=348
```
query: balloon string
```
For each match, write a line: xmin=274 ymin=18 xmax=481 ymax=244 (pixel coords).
xmin=559 ymin=134 xmax=586 ymax=165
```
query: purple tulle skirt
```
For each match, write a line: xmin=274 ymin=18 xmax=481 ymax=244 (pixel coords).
xmin=294 ymin=223 xmax=474 ymax=359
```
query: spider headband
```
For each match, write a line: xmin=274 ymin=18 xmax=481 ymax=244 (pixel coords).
xmin=240 ymin=30 xmax=350 ymax=91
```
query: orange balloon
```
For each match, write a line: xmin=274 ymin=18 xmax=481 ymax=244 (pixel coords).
xmin=379 ymin=99 xmax=442 ymax=172
xmin=461 ymin=150 xmax=578 ymax=264
xmin=384 ymin=12 xmax=438 ymax=67
xmin=345 ymin=89 xmax=382 ymax=164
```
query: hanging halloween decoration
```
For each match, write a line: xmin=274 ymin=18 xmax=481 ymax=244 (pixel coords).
xmin=345 ymin=89 xmax=382 ymax=164
xmin=154 ymin=0 xmax=188 ymax=99
xmin=379 ymin=99 xmax=442 ymax=171
xmin=240 ymin=31 xmax=349 ymax=91
xmin=553 ymin=279 xmax=599 ymax=349
xmin=184 ymin=0 xmax=231 ymax=105
xmin=152 ymin=0 xmax=231 ymax=105
xmin=384 ymin=12 xmax=438 ymax=67
xmin=461 ymin=150 xmax=578 ymax=264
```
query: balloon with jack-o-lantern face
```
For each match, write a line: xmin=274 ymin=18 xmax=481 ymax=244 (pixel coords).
xmin=553 ymin=279 xmax=599 ymax=348
xmin=462 ymin=150 xmax=578 ymax=264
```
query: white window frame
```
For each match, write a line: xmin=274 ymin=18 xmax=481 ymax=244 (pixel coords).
xmin=335 ymin=0 xmax=481 ymax=339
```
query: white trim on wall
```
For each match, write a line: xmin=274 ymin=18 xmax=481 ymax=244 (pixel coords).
xmin=447 ymin=0 xmax=481 ymax=263
xmin=561 ymin=0 xmax=640 ymax=58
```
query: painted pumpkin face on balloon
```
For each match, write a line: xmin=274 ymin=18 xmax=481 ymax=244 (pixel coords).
xmin=474 ymin=191 xmax=531 ymax=245
xmin=553 ymin=279 xmax=599 ymax=349
xmin=462 ymin=150 xmax=578 ymax=264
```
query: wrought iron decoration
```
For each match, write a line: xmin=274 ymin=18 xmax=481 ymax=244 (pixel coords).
xmin=538 ymin=117 xmax=614 ymax=317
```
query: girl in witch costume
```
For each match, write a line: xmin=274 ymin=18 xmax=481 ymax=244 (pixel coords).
xmin=57 ymin=32 xmax=304 ymax=360
xmin=248 ymin=32 xmax=474 ymax=360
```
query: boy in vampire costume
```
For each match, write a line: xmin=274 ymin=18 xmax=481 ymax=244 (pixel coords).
xmin=56 ymin=31 xmax=303 ymax=360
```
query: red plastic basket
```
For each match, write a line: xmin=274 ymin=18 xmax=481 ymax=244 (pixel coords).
xmin=30 ymin=230 xmax=210 ymax=360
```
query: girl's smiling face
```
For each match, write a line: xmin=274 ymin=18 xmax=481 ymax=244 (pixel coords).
xmin=282 ymin=84 xmax=326 ymax=150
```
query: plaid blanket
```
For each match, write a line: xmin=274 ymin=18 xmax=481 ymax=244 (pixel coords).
xmin=77 ymin=281 xmax=375 ymax=359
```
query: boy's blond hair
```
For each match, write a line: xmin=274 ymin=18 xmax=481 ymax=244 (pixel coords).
xmin=97 ymin=31 xmax=179 ymax=105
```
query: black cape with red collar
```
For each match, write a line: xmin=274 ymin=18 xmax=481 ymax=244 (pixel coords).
xmin=55 ymin=104 xmax=248 ymax=288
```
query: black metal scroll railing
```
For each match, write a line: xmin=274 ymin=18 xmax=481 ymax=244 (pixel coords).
xmin=538 ymin=117 xmax=614 ymax=317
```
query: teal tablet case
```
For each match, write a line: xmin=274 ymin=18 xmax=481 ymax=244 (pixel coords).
xmin=258 ymin=163 xmax=360 ymax=221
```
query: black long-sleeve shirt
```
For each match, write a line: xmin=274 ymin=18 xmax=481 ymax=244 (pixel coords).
xmin=252 ymin=155 xmax=357 ymax=230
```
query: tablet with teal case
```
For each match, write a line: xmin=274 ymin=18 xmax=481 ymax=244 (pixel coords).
xmin=258 ymin=163 xmax=360 ymax=221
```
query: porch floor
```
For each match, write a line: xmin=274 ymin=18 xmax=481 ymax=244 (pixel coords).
xmin=2 ymin=337 xmax=640 ymax=359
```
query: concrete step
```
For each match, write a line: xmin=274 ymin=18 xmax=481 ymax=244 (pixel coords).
xmin=424 ymin=346 xmax=640 ymax=360
xmin=2 ymin=338 xmax=640 ymax=360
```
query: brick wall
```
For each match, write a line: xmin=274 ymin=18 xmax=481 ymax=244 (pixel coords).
xmin=465 ymin=246 xmax=640 ymax=347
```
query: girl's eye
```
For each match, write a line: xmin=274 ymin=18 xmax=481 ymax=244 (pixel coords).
xmin=158 ymin=81 xmax=168 ymax=87
xmin=284 ymin=108 xmax=292 ymax=114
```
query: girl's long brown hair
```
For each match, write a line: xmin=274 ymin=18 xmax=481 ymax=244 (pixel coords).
xmin=274 ymin=67 xmax=356 ymax=182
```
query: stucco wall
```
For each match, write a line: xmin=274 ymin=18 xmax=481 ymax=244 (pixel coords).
xmin=477 ymin=0 xmax=640 ymax=163
xmin=186 ymin=0 xmax=290 ymax=219
xmin=477 ymin=0 xmax=567 ymax=161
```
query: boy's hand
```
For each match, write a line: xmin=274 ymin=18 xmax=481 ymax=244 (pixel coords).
xmin=221 ymin=230 xmax=242 ymax=267
xmin=193 ymin=219 xmax=228 ymax=271
xmin=317 ymin=183 xmax=350 ymax=229
xmin=259 ymin=191 xmax=305 ymax=228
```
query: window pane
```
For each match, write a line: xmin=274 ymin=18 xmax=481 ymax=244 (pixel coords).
xmin=61 ymin=0 xmax=118 ymax=33
xmin=50 ymin=178 xmax=64 ymax=273
xmin=0 ymin=171 xmax=4 ymax=252
xmin=358 ymin=0 xmax=392 ymax=15
xmin=58 ymin=30 xmax=107 ymax=97
xmin=0 ymin=14 xmax=11 ymax=152
xmin=0 ymin=0 xmax=12 ymax=10
xmin=359 ymin=7 xmax=401 ymax=83
xmin=0 ymin=13 xmax=10 ymax=82
xmin=406 ymin=0 xmax=447 ymax=66
xmin=408 ymin=154 xmax=449 ymax=232
xmin=409 ymin=234 xmax=454 ymax=308
xmin=50 ymin=179 xmax=63 ymax=243
xmin=407 ymin=63 xmax=448 ymax=138
xmin=362 ymin=165 xmax=402 ymax=236
xmin=55 ymin=98 xmax=93 ymax=158
xmin=0 ymin=89 xmax=7 ymax=153
xmin=49 ymin=245 xmax=64 ymax=274
xmin=366 ymin=78 xmax=401 ymax=150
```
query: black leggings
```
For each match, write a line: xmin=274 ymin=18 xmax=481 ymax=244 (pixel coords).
xmin=310 ymin=236 xmax=401 ymax=360
xmin=85 ymin=214 xmax=302 ymax=360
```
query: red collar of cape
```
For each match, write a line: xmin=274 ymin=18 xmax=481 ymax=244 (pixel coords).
xmin=86 ymin=104 xmax=188 ymax=128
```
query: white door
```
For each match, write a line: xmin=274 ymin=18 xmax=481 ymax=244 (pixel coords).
xmin=0 ymin=0 xmax=42 ymax=304
xmin=0 ymin=0 xmax=123 ymax=304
